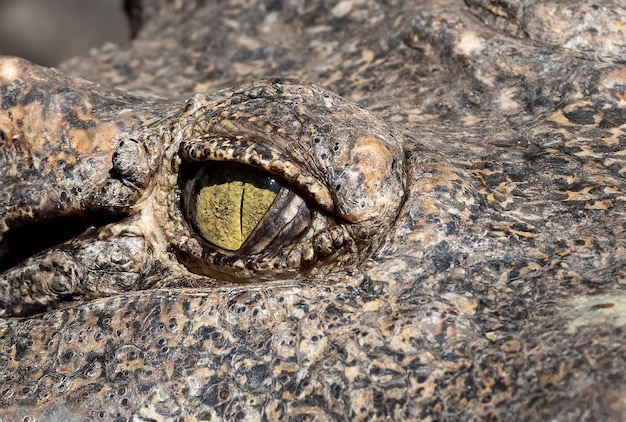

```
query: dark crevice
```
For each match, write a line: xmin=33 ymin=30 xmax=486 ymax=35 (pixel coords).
xmin=0 ymin=214 xmax=125 ymax=273
xmin=124 ymin=0 xmax=144 ymax=38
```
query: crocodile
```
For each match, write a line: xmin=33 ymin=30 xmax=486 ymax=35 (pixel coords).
xmin=1 ymin=0 xmax=626 ymax=419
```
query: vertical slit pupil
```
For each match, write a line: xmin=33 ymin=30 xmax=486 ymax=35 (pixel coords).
xmin=187 ymin=162 xmax=280 ymax=251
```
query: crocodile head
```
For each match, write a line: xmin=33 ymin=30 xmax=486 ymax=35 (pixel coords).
xmin=1 ymin=0 xmax=626 ymax=419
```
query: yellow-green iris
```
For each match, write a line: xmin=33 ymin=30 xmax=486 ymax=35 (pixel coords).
xmin=192 ymin=165 xmax=279 ymax=251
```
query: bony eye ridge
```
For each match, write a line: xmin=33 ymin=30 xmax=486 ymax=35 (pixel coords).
xmin=183 ymin=161 xmax=310 ymax=254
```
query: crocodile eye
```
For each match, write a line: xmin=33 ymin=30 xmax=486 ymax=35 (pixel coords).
xmin=185 ymin=162 xmax=280 ymax=250
xmin=182 ymin=162 xmax=310 ymax=253
xmin=164 ymin=81 xmax=406 ymax=282
xmin=170 ymin=136 xmax=358 ymax=281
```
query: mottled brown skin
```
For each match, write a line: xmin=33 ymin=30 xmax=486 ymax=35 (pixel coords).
xmin=1 ymin=0 xmax=626 ymax=420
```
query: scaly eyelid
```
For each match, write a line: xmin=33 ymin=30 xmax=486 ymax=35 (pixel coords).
xmin=179 ymin=136 xmax=336 ymax=216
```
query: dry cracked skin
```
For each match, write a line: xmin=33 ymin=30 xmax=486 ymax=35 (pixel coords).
xmin=1 ymin=0 xmax=626 ymax=420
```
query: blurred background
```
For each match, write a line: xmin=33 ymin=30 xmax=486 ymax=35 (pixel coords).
xmin=0 ymin=0 xmax=128 ymax=66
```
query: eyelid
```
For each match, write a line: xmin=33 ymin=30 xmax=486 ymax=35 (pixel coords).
xmin=239 ymin=188 xmax=311 ymax=255
xmin=180 ymin=136 xmax=335 ymax=215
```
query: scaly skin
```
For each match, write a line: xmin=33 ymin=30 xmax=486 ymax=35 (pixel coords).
xmin=1 ymin=0 xmax=626 ymax=419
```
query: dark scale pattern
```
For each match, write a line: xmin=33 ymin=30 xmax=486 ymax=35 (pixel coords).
xmin=1 ymin=0 xmax=626 ymax=420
